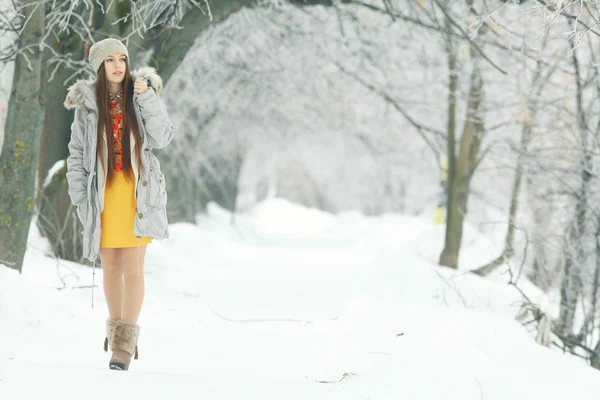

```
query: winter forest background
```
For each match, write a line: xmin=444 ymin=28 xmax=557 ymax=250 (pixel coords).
xmin=4 ymin=0 xmax=600 ymax=395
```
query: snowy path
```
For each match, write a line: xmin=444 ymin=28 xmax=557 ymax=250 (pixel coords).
xmin=2 ymin=199 xmax=600 ymax=399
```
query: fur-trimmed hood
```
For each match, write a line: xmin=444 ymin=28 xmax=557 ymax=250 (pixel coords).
xmin=64 ymin=66 xmax=164 ymax=110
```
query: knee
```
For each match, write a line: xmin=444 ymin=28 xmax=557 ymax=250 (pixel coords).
xmin=102 ymin=260 xmax=121 ymax=276
xmin=122 ymin=265 xmax=144 ymax=280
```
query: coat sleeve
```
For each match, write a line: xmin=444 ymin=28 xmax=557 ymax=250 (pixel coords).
xmin=135 ymin=88 xmax=174 ymax=149
xmin=66 ymin=107 xmax=88 ymax=207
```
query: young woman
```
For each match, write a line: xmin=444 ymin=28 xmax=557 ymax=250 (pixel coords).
xmin=64 ymin=38 xmax=174 ymax=371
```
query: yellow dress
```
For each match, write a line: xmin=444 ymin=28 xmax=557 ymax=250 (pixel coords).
xmin=100 ymin=91 xmax=152 ymax=248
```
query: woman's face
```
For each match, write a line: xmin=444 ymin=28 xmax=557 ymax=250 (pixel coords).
xmin=103 ymin=52 xmax=127 ymax=85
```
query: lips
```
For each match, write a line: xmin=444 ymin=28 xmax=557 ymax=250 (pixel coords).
xmin=113 ymin=72 xmax=123 ymax=76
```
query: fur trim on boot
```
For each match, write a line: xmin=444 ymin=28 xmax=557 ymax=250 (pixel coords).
xmin=109 ymin=320 xmax=140 ymax=371
xmin=104 ymin=318 xmax=118 ymax=352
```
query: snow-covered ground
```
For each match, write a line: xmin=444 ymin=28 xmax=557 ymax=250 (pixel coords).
xmin=1 ymin=198 xmax=599 ymax=399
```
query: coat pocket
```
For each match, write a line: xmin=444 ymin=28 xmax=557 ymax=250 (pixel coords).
xmin=145 ymin=151 xmax=167 ymax=209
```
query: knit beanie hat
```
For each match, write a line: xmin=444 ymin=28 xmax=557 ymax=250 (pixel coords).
xmin=88 ymin=38 xmax=129 ymax=73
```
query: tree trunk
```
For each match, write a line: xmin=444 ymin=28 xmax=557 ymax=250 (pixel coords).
xmin=471 ymin=158 xmax=522 ymax=276
xmin=0 ymin=1 xmax=46 ymax=272
xmin=439 ymin=16 xmax=457 ymax=267
xmin=592 ymin=334 xmax=600 ymax=369
xmin=37 ymin=75 xmax=73 ymax=196
xmin=473 ymin=53 xmax=551 ymax=277
xmin=472 ymin=108 xmax=534 ymax=277
xmin=590 ymin=234 xmax=600 ymax=368
xmin=439 ymin=43 xmax=483 ymax=269
xmin=36 ymin=50 xmax=84 ymax=197
xmin=557 ymin=39 xmax=589 ymax=339
xmin=558 ymin=250 xmax=583 ymax=339
xmin=37 ymin=162 xmax=86 ymax=263
xmin=578 ymin=226 xmax=600 ymax=349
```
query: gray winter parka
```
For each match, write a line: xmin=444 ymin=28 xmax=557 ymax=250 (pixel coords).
xmin=64 ymin=67 xmax=174 ymax=262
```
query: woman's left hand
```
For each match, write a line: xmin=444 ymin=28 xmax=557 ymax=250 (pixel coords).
xmin=134 ymin=79 xmax=149 ymax=94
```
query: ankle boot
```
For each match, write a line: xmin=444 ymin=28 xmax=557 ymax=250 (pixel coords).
xmin=104 ymin=318 xmax=118 ymax=352
xmin=109 ymin=320 xmax=140 ymax=371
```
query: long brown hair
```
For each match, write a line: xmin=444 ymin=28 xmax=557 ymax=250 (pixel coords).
xmin=96 ymin=61 xmax=143 ymax=184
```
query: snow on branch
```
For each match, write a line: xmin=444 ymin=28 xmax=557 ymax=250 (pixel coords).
xmin=0 ymin=0 xmax=213 ymax=70
xmin=529 ymin=0 xmax=600 ymax=50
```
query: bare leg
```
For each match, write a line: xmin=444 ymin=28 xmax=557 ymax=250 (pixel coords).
xmin=120 ymin=245 xmax=147 ymax=324
xmin=100 ymin=248 xmax=122 ymax=320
